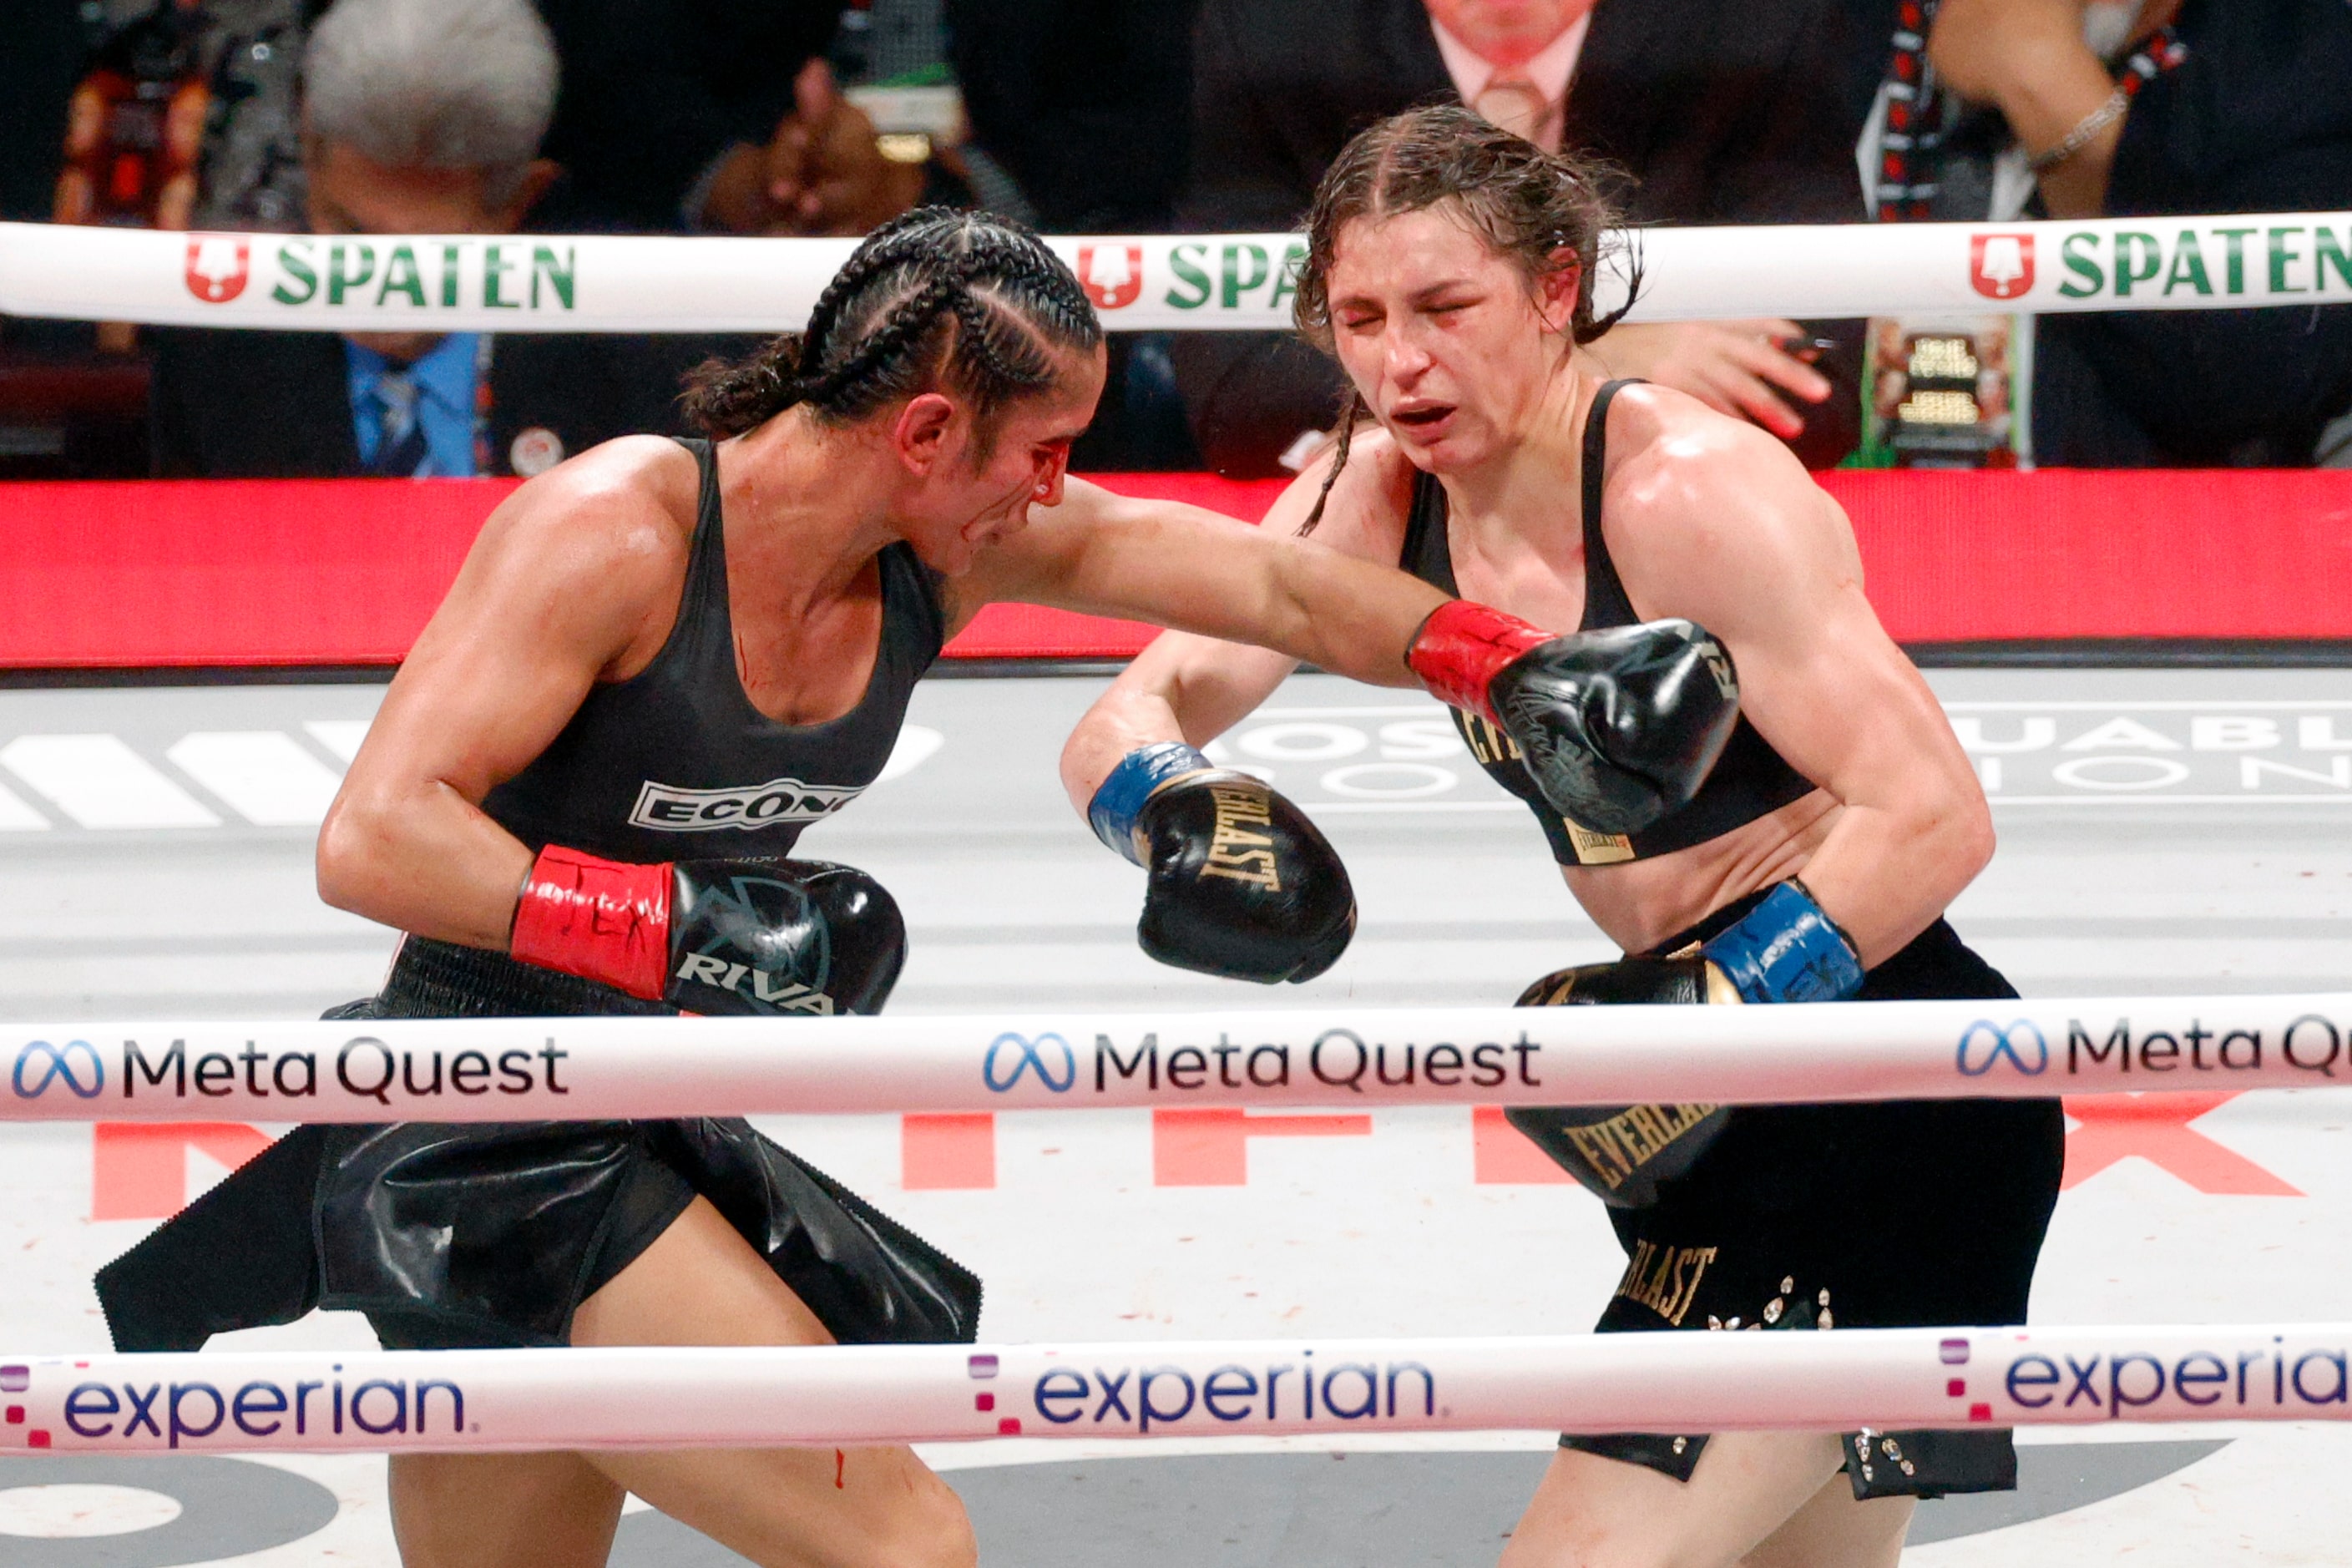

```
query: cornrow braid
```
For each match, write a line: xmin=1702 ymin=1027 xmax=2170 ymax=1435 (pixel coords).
xmin=680 ymin=208 xmax=1103 ymax=440
xmin=795 ymin=206 xmax=955 ymax=382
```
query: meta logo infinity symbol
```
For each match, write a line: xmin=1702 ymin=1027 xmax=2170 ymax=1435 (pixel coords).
xmin=1955 ymin=1019 xmax=2050 ymax=1077
xmin=983 ymin=1032 xmax=1077 ymax=1094
xmin=13 ymin=1038 xmax=105 ymax=1100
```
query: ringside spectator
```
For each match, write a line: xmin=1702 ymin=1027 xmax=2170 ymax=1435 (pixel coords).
xmin=948 ymin=0 xmax=1207 ymax=468
xmin=148 ymin=0 xmax=920 ymax=237
xmin=1171 ymin=0 xmax=1870 ymax=477
xmin=1868 ymin=0 xmax=2352 ymax=466
xmin=149 ymin=0 xmax=739 ymax=478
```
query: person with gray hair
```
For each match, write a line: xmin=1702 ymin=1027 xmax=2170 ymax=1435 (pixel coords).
xmin=304 ymin=0 xmax=558 ymax=212
xmin=149 ymin=0 xmax=737 ymax=478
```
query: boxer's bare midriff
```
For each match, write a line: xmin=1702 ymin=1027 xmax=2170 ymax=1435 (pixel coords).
xmin=1562 ymin=787 xmax=1843 ymax=957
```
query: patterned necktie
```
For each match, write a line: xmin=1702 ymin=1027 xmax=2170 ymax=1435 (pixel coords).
xmin=1473 ymin=75 xmax=1558 ymax=151
xmin=365 ymin=368 xmax=431 ymax=477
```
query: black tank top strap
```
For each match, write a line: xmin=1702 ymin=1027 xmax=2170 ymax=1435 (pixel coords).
xmin=661 ymin=437 xmax=735 ymax=682
xmin=1578 ymin=379 xmax=1641 ymax=630
xmin=1400 ymin=466 xmax=1459 ymax=594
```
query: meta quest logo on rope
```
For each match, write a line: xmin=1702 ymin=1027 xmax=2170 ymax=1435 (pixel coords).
xmin=1952 ymin=1012 xmax=2352 ymax=1083
xmin=9 ymin=1035 xmax=574 ymax=1107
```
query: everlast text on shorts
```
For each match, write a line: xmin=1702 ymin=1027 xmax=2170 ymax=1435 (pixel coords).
xmin=629 ymin=776 xmax=862 ymax=833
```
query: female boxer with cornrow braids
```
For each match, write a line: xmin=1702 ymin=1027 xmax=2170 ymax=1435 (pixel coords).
xmin=1065 ymin=106 xmax=2062 ymax=1567
xmin=94 ymin=206 xmax=1734 ymax=1568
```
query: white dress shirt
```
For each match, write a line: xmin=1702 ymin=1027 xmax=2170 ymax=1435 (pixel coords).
xmin=1430 ymin=13 xmax=1592 ymax=150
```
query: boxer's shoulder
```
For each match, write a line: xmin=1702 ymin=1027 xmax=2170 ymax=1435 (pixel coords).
xmin=1594 ymin=387 xmax=1855 ymax=625
xmin=1268 ymin=424 xmax=1416 ymax=555
xmin=1601 ymin=383 xmax=1810 ymax=508
xmin=442 ymin=435 xmax=701 ymax=668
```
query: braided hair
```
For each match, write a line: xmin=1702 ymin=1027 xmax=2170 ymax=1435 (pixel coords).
xmin=1290 ymin=104 xmax=1641 ymax=532
xmin=682 ymin=208 xmax=1103 ymax=449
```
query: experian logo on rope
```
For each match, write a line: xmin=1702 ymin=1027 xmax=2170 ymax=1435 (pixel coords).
xmin=1021 ymin=1354 xmax=1439 ymax=1434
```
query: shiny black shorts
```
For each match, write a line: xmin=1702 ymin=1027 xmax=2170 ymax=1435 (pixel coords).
xmin=1553 ymin=913 xmax=2065 ymax=1500
xmin=97 ymin=938 xmax=983 ymax=1353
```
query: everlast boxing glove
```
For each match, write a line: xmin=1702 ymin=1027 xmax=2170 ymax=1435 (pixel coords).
xmin=1407 ymin=602 xmax=1740 ymax=837
xmin=1088 ymin=742 xmax=1355 ymax=984
xmin=508 ymin=846 xmax=906 ymax=1016
xmin=1505 ymin=882 xmax=1864 ymax=1207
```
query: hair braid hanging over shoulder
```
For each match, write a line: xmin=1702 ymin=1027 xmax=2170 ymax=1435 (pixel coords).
xmin=1298 ymin=391 xmax=1367 ymax=537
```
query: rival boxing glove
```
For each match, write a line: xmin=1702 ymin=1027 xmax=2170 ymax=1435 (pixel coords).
xmin=1408 ymin=602 xmax=1741 ymax=837
xmin=1087 ymin=742 xmax=1355 ymax=984
xmin=508 ymin=845 xmax=906 ymax=1016
xmin=1503 ymin=882 xmax=1864 ymax=1206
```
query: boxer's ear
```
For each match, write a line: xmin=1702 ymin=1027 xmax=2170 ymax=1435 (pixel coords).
xmin=1533 ymin=247 xmax=1582 ymax=336
xmin=890 ymin=392 xmax=959 ymax=476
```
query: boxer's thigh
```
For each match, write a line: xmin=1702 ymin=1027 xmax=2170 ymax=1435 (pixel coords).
xmin=387 ymin=1451 xmax=624 ymax=1568
xmin=1500 ymin=1430 xmax=1845 ymax=1568
xmin=1742 ymin=1473 xmax=1913 ymax=1568
xmin=569 ymin=1195 xmax=976 ymax=1568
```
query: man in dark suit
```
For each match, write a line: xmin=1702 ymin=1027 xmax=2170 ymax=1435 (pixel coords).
xmin=1172 ymin=0 xmax=1869 ymax=475
xmin=1919 ymin=0 xmax=2352 ymax=466
xmin=150 ymin=327 xmax=731 ymax=479
xmin=151 ymin=0 xmax=736 ymax=479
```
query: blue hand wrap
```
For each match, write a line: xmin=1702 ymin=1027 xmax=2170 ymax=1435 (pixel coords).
xmin=1086 ymin=743 xmax=1215 ymax=866
xmin=1700 ymin=881 xmax=1864 ymax=1004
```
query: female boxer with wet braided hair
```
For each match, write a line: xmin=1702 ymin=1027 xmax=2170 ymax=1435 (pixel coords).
xmin=92 ymin=207 xmax=1733 ymax=1568
xmin=1063 ymin=108 xmax=2064 ymax=1567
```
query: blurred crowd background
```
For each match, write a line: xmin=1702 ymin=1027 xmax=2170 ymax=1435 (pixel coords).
xmin=0 ymin=0 xmax=2347 ymax=485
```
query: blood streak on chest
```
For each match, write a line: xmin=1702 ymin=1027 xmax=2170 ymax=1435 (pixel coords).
xmin=1200 ymin=785 xmax=1282 ymax=890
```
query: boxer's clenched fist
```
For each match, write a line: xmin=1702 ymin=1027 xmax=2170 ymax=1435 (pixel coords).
xmin=1504 ymin=956 xmax=1739 ymax=1209
xmin=1408 ymin=602 xmax=1742 ymax=837
xmin=509 ymin=846 xmax=905 ymax=1015
xmin=1088 ymin=743 xmax=1354 ymax=984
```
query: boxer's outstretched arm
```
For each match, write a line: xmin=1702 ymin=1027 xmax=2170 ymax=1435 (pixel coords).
xmin=968 ymin=472 xmax=1443 ymax=694
xmin=1025 ymin=453 xmax=1418 ymax=814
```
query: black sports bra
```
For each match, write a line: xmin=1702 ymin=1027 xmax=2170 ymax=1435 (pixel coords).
xmin=483 ymin=437 xmax=946 ymax=861
xmin=1399 ymin=379 xmax=1816 ymax=866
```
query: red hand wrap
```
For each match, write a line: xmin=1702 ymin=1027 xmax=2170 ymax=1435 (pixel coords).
xmin=1406 ymin=600 xmax=1556 ymax=725
xmin=509 ymin=845 xmax=673 ymax=1001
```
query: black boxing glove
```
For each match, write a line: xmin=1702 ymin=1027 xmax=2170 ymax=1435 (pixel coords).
xmin=1500 ymin=885 xmax=1865 ymax=1206
xmin=1086 ymin=742 xmax=1355 ymax=984
xmin=1502 ymin=955 xmax=1741 ymax=1209
xmin=509 ymin=845 xmax=905 ymax=1016
xmin=1408 ymin=601 xmax=1741 ymax=837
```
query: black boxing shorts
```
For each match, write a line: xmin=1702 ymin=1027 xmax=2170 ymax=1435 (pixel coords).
xmin=98 ymin=937 xmax=982 ymax=1354
xmin=1553 ymin=908 xmax=2065 ymax=1499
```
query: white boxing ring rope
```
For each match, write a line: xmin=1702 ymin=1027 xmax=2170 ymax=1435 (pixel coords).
xmin=5 ymin=993 xmax=2349 ymax=1124
xmin=8 ymin=1324 xmax=2352 ymax=1455
xmin=4 ymin=217 xmax=2347 ymax=1487
xmin=6 ymin=1006 xmax=2343 ymax=1459
xmin=3 ymin=211 xmax=2349 ymax=333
